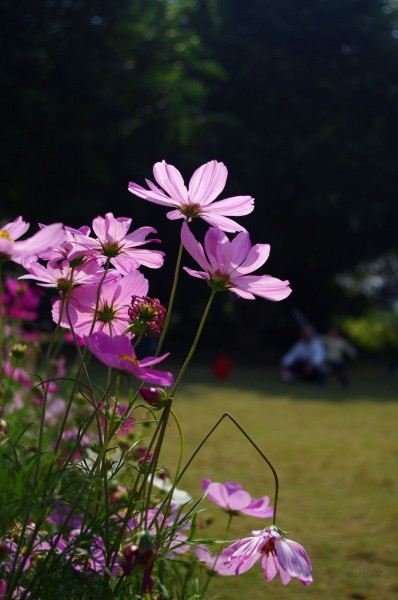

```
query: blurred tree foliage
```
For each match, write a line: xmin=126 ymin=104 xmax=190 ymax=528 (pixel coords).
xmin=2 ymin=0 xmax=398 ymax=351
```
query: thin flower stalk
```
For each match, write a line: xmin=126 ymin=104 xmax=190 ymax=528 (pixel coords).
xmin=155 ymin=241 xmax=184 ymax=356
xmin=171 ymin=288 xmax=217 ymax=396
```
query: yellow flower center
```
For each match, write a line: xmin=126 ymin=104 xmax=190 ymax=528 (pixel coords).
xmin=0 ymin=230 xmax=13 ymax=241
xmin=119 ymin=354 xmax=140 ymax=365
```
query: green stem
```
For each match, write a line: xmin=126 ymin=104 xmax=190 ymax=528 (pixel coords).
xmin=156 ymin=241 xmax=184 ymax=356
xmin=149 ymin=407 xmax=184 ymax=531
xmin=0 ymin=262 xmax=4 ymax=378
xmin=171 ymin=289 xmax=216 ymax=396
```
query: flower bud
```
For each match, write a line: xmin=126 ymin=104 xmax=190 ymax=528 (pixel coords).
xmin=139 ymin=387 xmax=169 ymax=408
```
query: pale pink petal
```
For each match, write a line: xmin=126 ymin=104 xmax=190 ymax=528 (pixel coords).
xmin=3 ymin=216 xmax=30 ymax=240
xmin=229 ymin=231 xmax=252 ymax=267
xmin=242 ymin=496 xmax=273 ymax=518
xmin=220 ymin=537 xmax=263 ymax=575
xmin=166 ymin=209 xmax=184 ymax=220
xmin=201 ymin=212 xmax=248 ymax=233
xmin=111 ymin=255 xmax=139 ymax=274
xmin=153 ymin=161 xmax=188 ymax=203
xmin=235 ymin=244 xmax=271 ymax=274
xmin=92 ymin=215 xmax=107 ymax=240
xmin=275 ymin=538 xmax=313 ymax=585
xmin=229 ymin=275 xmax=292 ymax=301
xmin=105 ymin=213 xmax=131 ymax=242
xmin=13 ymin=223 xmax=65 ymax=258
xmin=188 ymin=161 xmax=228 ymax=205
xmin=181 ymin=223 xmax=211 ymax=271
xmin=228 ymin=491 xmax=252 ymax=511
xmin=203 ymin=195 xmax=254 ymax=215
xmin=125 ymin=226 xmax=159 ymax=244
xmin=228 ymin=286 xmax=256 ymax=300
xmin=260 ymin=552 xmax=280 ymax=582
xmin=204 ymin=227 xmax=231 ymax=273
xmin=113 ymin=249 xmax=164 ymax=273
xmin=0 ymin=239 xmax=14 ymax=257
xmin=128 ymin=181 xmax=175 ymax=206
xmin=182 ymin=267 xmax=209 ymax=280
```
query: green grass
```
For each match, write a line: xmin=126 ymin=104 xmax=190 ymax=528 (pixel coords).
xmin=159 ymin=363 xmax=398 ymax=600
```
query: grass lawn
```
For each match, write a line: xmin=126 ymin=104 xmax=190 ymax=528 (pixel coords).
xmin=158 ymin=362 xmax=398 ymax=600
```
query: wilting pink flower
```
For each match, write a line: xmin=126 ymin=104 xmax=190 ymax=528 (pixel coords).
xmin=52 ymin=270 xmax=148 ymax=336
xmin=127 ymin=296 xmax=166 ymax=336
xmin=84 ymin=332 xmax=174 ymax=386
xmin=219 ymin=526 xmax=313 ymax=586
xmin=181 ymin=223 xmax=292 ymax=301
xmin=202 ymin=480 xmax=273 ymax=518
xmin=67 ymin=212 xmax=164 ymax=274
xmin=128 ymin=160 xmax=254 ymax=233
xmin=0 ymin=217 xmax=64 ymax=264
xmin=19 ymin=259 xmax=106 ymax=291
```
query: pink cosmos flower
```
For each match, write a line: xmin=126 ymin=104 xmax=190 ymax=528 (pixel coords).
xmin=219 ymin=526 xmax=313 ymax=586
xmin=52 ymin=270 xmax=148 ymax=336
xmin=181 ymin=223 xmax=292 ymax=301
xmin=202 ymin=480 xmax=273 ymax=518
xmin=84 ymin=332 xmax=174 ymax=386
xmin=19 ymin=259 xmax=106 ymax=291
xmin=0 ymin=217 xmax=64 ymax=264
xmin=128 ymin=160 xmax=254 ymax=233
xmin=67 ymin=212 xmax=164 ymax=274
xmin=38 ymin=224 xmax=91 ymax=262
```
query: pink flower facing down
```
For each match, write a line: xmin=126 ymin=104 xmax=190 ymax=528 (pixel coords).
xmin=202 ymin=480 xmax=273 ymax=519
xmin=67 ymin=212 xmax=164 ymax=274
xmin=0 ymin=217 xmax=65 ymax=264
xmin=128 ymin=160 xmax=254 ymax=233
xmin=84 ymin=332 xmax=174 ymax=386
xmin=219 ymin=526 xmax=313 ymax=586
xmin=181 ymin=223 xmax=292 ymax=301
xmin=52 ymin=270 xmax=148 ymax=336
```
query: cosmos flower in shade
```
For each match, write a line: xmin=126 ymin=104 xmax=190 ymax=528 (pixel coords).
xmin=66 ymin=212 xmax=164 ymax=274
xmin=52 ymin=270 xmax=148 ymax=336
xmin=84 ymin=332 xmax=174 ymax=386
xmin=0 ymin=217 xmax=64 ymax=264
xmin=128 ymin=160 xmax=254 ymax=233
xmin=19 ymin=259 xmax=106 ymax=291
xmin=181 ymin=223 xmax=292 ymax=301
xmin=202 ymin=480 xmax=273 ymax=519
xmin=219 ymin=526 xmax=313 ymax=586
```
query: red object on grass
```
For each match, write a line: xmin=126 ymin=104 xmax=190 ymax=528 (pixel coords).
xmin=212 ymin=355 xmax=231 ymax=379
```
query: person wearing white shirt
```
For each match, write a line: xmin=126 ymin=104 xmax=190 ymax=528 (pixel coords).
xmin=280 ymin=329 xmax=326 ymax=383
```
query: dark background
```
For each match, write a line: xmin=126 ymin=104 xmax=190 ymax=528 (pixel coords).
xmin=2 ymin=0 xmax=398 ymax=360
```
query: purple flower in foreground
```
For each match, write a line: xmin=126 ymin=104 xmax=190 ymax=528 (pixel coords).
xmin=181 ymin=223 xmax=292 ymax=301
xmin=202 ymin=480 xmax=273 ymax=518
xmin=0 ymin=217 xmax=64 ymax=264
xmin=219 ymin=526 xmax=313 ymax=586
xmin=128 ymin=160 xmax=254 ymax=233
xmin=84 ymin=332 xmax=174 ymax=386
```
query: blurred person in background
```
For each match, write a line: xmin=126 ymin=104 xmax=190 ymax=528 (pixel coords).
xmin=280 ymin=328 xmax=326 ymax=384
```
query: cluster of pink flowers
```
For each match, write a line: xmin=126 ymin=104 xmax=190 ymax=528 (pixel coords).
xmin=1 ymin=212 xmax=174 ymax=387
xmin=0 ymin=159 xmax=311 ymax=597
